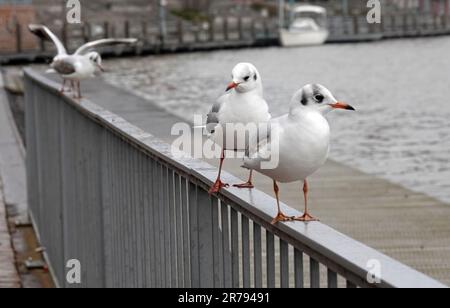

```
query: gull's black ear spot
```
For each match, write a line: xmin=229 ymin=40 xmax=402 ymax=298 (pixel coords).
xmin=254 ymin=74 xmax=258 ymax=81
xmin=301 ymin=91 xmax=308 ymax=105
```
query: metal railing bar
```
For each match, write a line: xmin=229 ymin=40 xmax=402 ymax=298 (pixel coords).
xmin=153 ymin=161 xmax=162 ymax=287
xmin=181 ymin=177 xmax=191 ymax=287
xmin=221 ymin=203 xmax=232 ymax=288
xmin=188 ymin=182 xmax=200 ymax=288
xmin=144 ymin=155 xmax=156 ymax=288
xmin=266 ymin=231 xmax=275 ymax=288
xmin=327 ymin=269 xmax=338 ymax=289
xmin=230 ymin=208 xmax=240 ymax=288
xmin=280 ymin=240 xmax=289 ymax=288
xmin=253 ymin=223 xmax=263 ymax=288
xmin=136 ymin=150 xmax=146 ymax=287
xmin=169 ymin=169 xmax=177 ymax=287
xmin=174 ymin=173 xmax=184 ymax=287
xmin=294 ymin=249 xmax=304 ymax=288
xmin=198 ymin=190 xmax=215 ymax=288
xmin=310 ymin=258 xmax=320 ymax=289
xmin=242 ymin=215 xmax=251 ymax=288
xmin=212 ymin=198 xmax=224 ymax=288
xmin=24 ymin=69 xmax=447 ymax=289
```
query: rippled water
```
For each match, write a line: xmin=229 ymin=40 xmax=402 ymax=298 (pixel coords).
xmin=104 ymin=36 xmax=450 ymax=204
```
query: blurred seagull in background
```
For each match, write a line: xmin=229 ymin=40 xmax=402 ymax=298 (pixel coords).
xmin=28 ymin=24 xmax=137 ymax=99
xmin=206 ymin=63 xmax=271 ymax=194
xmin=243 ymin=84 xmax=355 ymax=224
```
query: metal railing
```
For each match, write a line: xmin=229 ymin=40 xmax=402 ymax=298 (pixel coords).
xmin=24 ymin=69 xmax=446 ymax=288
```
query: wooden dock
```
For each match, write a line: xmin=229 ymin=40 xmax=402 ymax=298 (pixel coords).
xmin=62 ymin=74 xmax=450 ymax=286
xmin=0 ymin=76 xmax=21 ymax=288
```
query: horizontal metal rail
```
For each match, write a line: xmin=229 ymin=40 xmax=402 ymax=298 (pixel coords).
xmin=24 ymin=69 xmax=446 ymax=288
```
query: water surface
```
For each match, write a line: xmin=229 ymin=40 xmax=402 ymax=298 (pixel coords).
xmin=104 ymin=36 xmax=450 ymax=203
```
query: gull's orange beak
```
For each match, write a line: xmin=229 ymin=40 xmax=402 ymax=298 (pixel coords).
xmin=329 ymin=102 xmax=355 ymax=111
xmin=226 ymin=82 xmax=239 ymax=92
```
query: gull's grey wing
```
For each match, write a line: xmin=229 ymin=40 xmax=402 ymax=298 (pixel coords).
xmin=206 ymin=95 xmax=227 ymax=134
xmin=74 ymin=38 xmax=138 ymax=55
xmin=52 ymin=58 xmax=76 ymax=75
xmin=28 ymin=24 xmax=67 ymax=55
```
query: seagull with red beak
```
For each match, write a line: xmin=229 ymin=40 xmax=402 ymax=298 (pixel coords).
xmin=28 ymin=24 xmax=137 ymax=99
xmin=243 ymin=84 xmax=355 ymax=224
xmin=206 ymin=63 xmax=271 ymax=194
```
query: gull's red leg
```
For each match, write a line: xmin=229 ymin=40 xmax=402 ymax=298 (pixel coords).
xmin=233 ymin=170 xmax=255 ymax=189
xmin=271 ymin=181 xmax=295 ymax=224
xmin=208 ymin=149 xmax=230 ymax=194
xmin=60 ymin=79 xmax=67 ymax=93
xmin=76 ymin=81 xmax=82 ymax=99
xmin=295 ymin=180 xmax=319 ymax=222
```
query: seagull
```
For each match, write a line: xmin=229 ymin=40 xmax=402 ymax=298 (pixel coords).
xmin=206 ymin=63 xmax=271 ymax=194
xmin=28 ymin=24 xmax=137 ymax=99
xmin=243 ymin=84 xmax=355 ymax=224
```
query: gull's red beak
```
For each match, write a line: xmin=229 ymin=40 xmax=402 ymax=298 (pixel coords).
xmin=97 ymin=64 xmax=105 ymax=72
xmin=226 ymin=82 xmax=238 ymax=92
xmin=329 ymin=102 xmax=355 ymax=111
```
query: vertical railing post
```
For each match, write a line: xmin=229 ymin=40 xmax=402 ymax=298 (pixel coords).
xmin=83 ymin=22 xmax=91 ymax=43
xmin=263 ymin=18 xmax=270 ymax=39
xmin=141 ymin=21 xmax=148 ymax=46
xmin=62 ymin=22 xmax=68 ymax=50
xmin=209 ymin=18 xmax=215 ymax=42
xmin=104 ymin=22 xmax=110 ymax=38
xmin=352 ymin=15 xmax=359 ymax=35
xmin=15 ymin=22 xmax=22 ymax=53
xmin=238 ymin=16 xmax=244 ymax=40
xmin=124 ymin=20 xmax=130 ymax=38
xmin=194 ymin=23 xmax=201 ymax=43
xmin=177 ymin=19 xmax=184 ymax=44
xmin=251 ymin=18 xmax=256 ymax=41
xmin=223 ymin=17 xmax=229 ymax=41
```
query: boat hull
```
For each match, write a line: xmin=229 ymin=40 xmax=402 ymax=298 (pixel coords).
xmin=280 ymin=29 xmax=329 ymax=47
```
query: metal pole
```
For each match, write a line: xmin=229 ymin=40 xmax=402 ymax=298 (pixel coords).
xmin=278 ymin=0 xmax=285 ymax=29
xmin=342 ymin=0 xmax=349 ymax=15
xmin=159 ymin=0 xmax=168 ymax=45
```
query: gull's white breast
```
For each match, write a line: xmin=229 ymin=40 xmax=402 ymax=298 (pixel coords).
xmin=245 ymin=111 xmax=330 ymax=183
xmin=63 ymin=55 xmax=96 ymax=80
xmin=212 ymin=92 xmax=270 ymax=150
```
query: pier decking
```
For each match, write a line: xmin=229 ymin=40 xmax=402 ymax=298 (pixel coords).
xmin=0 ymin=77 xmax=21 ymax=288
xmin=50 ymin=74 xmax=450 ymax=286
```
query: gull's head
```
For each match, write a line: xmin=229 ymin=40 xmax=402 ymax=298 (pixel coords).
xmin=226 ymin=63 xmax=262 ymax=94
xmin=87 ymin=51 xmax=104 ymax=72
xmin=290 ymin=84 xmax=355 ymax=116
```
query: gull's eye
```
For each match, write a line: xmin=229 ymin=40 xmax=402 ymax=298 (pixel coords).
xmin=314 ymin=94 xmax=325 ymax=103
xmin=243 ymin=76 xmax=250 ymax=82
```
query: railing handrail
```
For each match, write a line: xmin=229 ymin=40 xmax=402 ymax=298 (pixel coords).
xmin=24 ymin=68 xmax=447 ymax=288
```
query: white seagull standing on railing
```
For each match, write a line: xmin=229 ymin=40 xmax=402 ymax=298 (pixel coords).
xmin=206 ymin=63 xmax=271 ymax=194
xmin=28 ymin=24 xmax=138 ymax=99
xmin=243 ymin=84 xmax=355 ymax=224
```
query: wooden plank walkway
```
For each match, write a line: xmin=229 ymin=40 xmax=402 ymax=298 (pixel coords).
xmin=0 ymin=75 xmax=21 ymax=288
xmin=62 ymin=75 xmax=450 ymax=286
xmin=0 ymin=180 xmax=20 ymax=288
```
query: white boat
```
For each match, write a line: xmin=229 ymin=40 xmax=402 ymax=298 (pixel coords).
xmin=280 ymin=5 xmax=329 ymax=47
